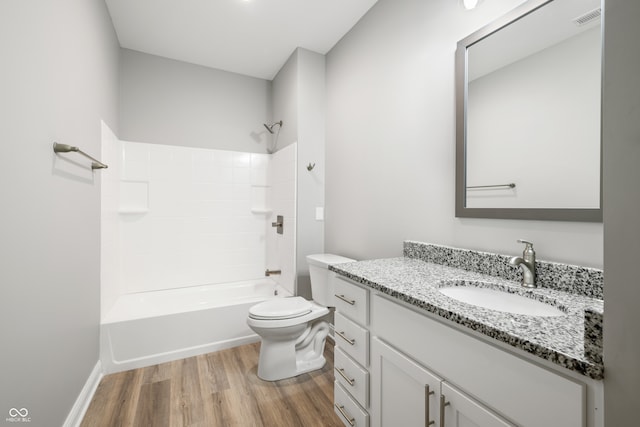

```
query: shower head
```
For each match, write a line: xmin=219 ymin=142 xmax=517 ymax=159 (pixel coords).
xmin=263 ymin=120 xmax=283 ymax=134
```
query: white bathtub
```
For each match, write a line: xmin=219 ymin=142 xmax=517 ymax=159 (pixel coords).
xmin=100 ymin=278 xmax=288 ymax=373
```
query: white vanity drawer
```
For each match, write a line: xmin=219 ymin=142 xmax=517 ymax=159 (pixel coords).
xmin=335 ymin=347 xmax=369 ymax=407
xmin=334 ymin=276 xmax=369 ymax=326
xmin=335 ymin=311 xmax=369 ymax=366
xmin=335 ymin=381 xmax=369 ymax=427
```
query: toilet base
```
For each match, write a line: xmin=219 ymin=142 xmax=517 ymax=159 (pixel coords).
xmin=295 ymin=354 xmax=327 ymax=376
xmin=255 ymin=320 xmax=330 ymax=381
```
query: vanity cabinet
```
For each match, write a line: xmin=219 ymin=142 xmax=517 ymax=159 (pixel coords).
xmin=371 ymin=337 xmax=513 ymax=427
xmin=370 ymin=337 xmax=443 ymax=427
xmin=441 ymin=383 xmax=514 ymax=427
xmin=333 ymin=276 xmax=371 ymax=427
xmin=334 ymin=275 xmax=602 ymax=427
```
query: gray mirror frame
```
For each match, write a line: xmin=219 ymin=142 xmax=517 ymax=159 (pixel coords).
xmin=455 ymin=0 xmax=603 ymax=222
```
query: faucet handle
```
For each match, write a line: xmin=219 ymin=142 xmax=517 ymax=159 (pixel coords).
xmin=516 ymin=239 xmax=535 ymax=262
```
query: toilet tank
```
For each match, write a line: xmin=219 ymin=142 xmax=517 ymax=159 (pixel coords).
xmin=306 ymin=254 xmax=355 ymax=306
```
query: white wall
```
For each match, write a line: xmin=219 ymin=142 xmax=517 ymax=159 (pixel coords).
xmin=119 ymin=49 xmax=272 ymax=153
xmin=101 ymin=139 xmax=298 ymax=305
xmin=100 ymin=123 xmax=123 ymax=317
xmin=266 ymin=144 xmax=298 ymax=295
xmin=106 ymin=141 xmax=273 ymax=299
xmin=467 ymin=28 xmax=601 ymax=209
xmin=602 ymin=0 xmax=640 ymax=423
xmin=0 ymin=0 xmax=119 ymax=425
xmin=325 ymin=0 xmax=603 ymax=268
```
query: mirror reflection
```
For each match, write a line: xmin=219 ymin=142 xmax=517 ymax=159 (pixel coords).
xmin=456 ymin=0 xmax=602 ymax=221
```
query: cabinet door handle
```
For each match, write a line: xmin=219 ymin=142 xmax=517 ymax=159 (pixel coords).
xmin=335 ymin=294 xmax=356 ymax=305
xmin=335 ymin=367 xmax=355 ymax=386
xmin=439 ymin=394 xmax=450 ymax=427
xmin=335 ymin=330 xmax=356 ymax=345
xmin=335 ymin=404 xmax=356 ymax=426
xmin=425 ymin=384 xmax=435 ymax=426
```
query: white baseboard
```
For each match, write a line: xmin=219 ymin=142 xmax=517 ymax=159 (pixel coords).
xmin=62 ymin=361 xmax=103 ymax=427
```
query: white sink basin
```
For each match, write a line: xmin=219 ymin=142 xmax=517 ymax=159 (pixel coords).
xmin=439 ymin=285 xmax=566 ymax=317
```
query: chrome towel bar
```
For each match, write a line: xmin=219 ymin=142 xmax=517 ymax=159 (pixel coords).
xmin=53 ymin=142 xmax=108 ymax=170
xmin=466 ymin=183 xmax=515 ymax=189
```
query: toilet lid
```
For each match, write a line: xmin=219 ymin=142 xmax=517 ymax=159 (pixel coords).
xmin=249 ymin=297 xmax=313 ymax=320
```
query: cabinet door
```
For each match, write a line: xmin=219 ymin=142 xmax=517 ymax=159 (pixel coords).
xmin=441 ymin=383 xmax=514 ymax=427
xmin=371 ymin=337 xmax=442 ymax=427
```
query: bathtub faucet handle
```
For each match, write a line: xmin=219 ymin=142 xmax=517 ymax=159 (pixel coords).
xmin=271 ymin=215 xmax=284 ymax=235
xmin=265 ymin=269 xmax=281 ymax=277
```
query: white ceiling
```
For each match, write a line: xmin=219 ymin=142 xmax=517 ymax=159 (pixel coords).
xmin=105 ymin=0 xmax=379 ymax=80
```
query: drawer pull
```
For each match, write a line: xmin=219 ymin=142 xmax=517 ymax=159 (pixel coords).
xmin=439 ymin=395 xmax=450 ymax=427
xmin=335 ymin=367 xmax=355 ymax=386
xmin=425 ymin=384 xmax=435 ymax=426
xmin=335 ymin=294 xmax=356 ymax=305
xmin=335 ymin=330 xmax=356 ymax=346
xmin=335 ymin=404 xmax=356 ymax=426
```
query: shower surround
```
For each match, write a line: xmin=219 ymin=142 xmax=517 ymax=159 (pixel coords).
xmin=100 ymin=134 xmax=297 ymax=349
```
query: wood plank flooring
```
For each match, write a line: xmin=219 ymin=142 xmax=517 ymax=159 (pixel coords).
xmin=81 ymin=341 xmax=345 ymax=427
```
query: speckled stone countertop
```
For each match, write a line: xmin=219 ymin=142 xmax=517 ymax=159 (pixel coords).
xmin=330 ymin=243 xmax=604 ymax=380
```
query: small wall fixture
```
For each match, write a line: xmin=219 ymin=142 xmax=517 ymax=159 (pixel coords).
xmin=53 ymin=142 xmax=108 ymax=170
xmin=307 ymin=163 xmax=315 ymax=171
xmin=271 ymin=215 xmax=284 ymax=234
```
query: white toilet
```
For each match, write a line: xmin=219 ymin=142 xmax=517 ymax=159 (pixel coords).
xmin=247 ymin=254 xmax=355 ymax=381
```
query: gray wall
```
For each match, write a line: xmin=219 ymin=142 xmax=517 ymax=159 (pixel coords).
xmin=119 ymin=49 xmax=272 ymax=152
xmin=272 ymin=49 xmax=299 ymax=151
xmin=272 ymin=48 xmax=327 ymax=298
xmin=603 ymin=0 xmax=640 ymax=423
xmin=325 ymin=0 xmax=603 ymax=268
xmin=296 ymin=49 xmax=327 ymax=297
xmin=0 ymin=0 xmax=119 ymax=426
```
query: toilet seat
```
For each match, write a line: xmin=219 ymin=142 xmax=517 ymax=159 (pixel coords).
xmin=247 ymin=299 xmax=329 ymax=329
xmin=249 ymin=296 xmax=312 ymax=320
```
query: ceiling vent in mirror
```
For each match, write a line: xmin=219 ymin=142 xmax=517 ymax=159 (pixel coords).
xmin=572 ymin=8 xmax=601 ymax=26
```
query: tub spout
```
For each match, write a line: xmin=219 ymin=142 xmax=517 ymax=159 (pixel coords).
xmin=265 ymin=269 xmax=281 ymax=277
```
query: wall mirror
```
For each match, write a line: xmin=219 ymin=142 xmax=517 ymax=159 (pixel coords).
xmin=455 ymin=0 xmax=602 ymax=222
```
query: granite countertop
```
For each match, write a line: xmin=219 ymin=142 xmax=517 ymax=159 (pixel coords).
xmin=330 ymin=256 xmax=604 ymax=380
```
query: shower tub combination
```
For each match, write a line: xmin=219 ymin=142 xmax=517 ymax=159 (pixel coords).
xmin=100 ymin=278 xmax=288 ymax=373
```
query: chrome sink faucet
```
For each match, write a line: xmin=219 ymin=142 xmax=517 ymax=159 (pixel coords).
xmin=509 ymin=239 xmax=536 ymax=288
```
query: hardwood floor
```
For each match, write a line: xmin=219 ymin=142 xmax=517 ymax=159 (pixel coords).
xmin=81 ymin=341 xmax=345 ymax=427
